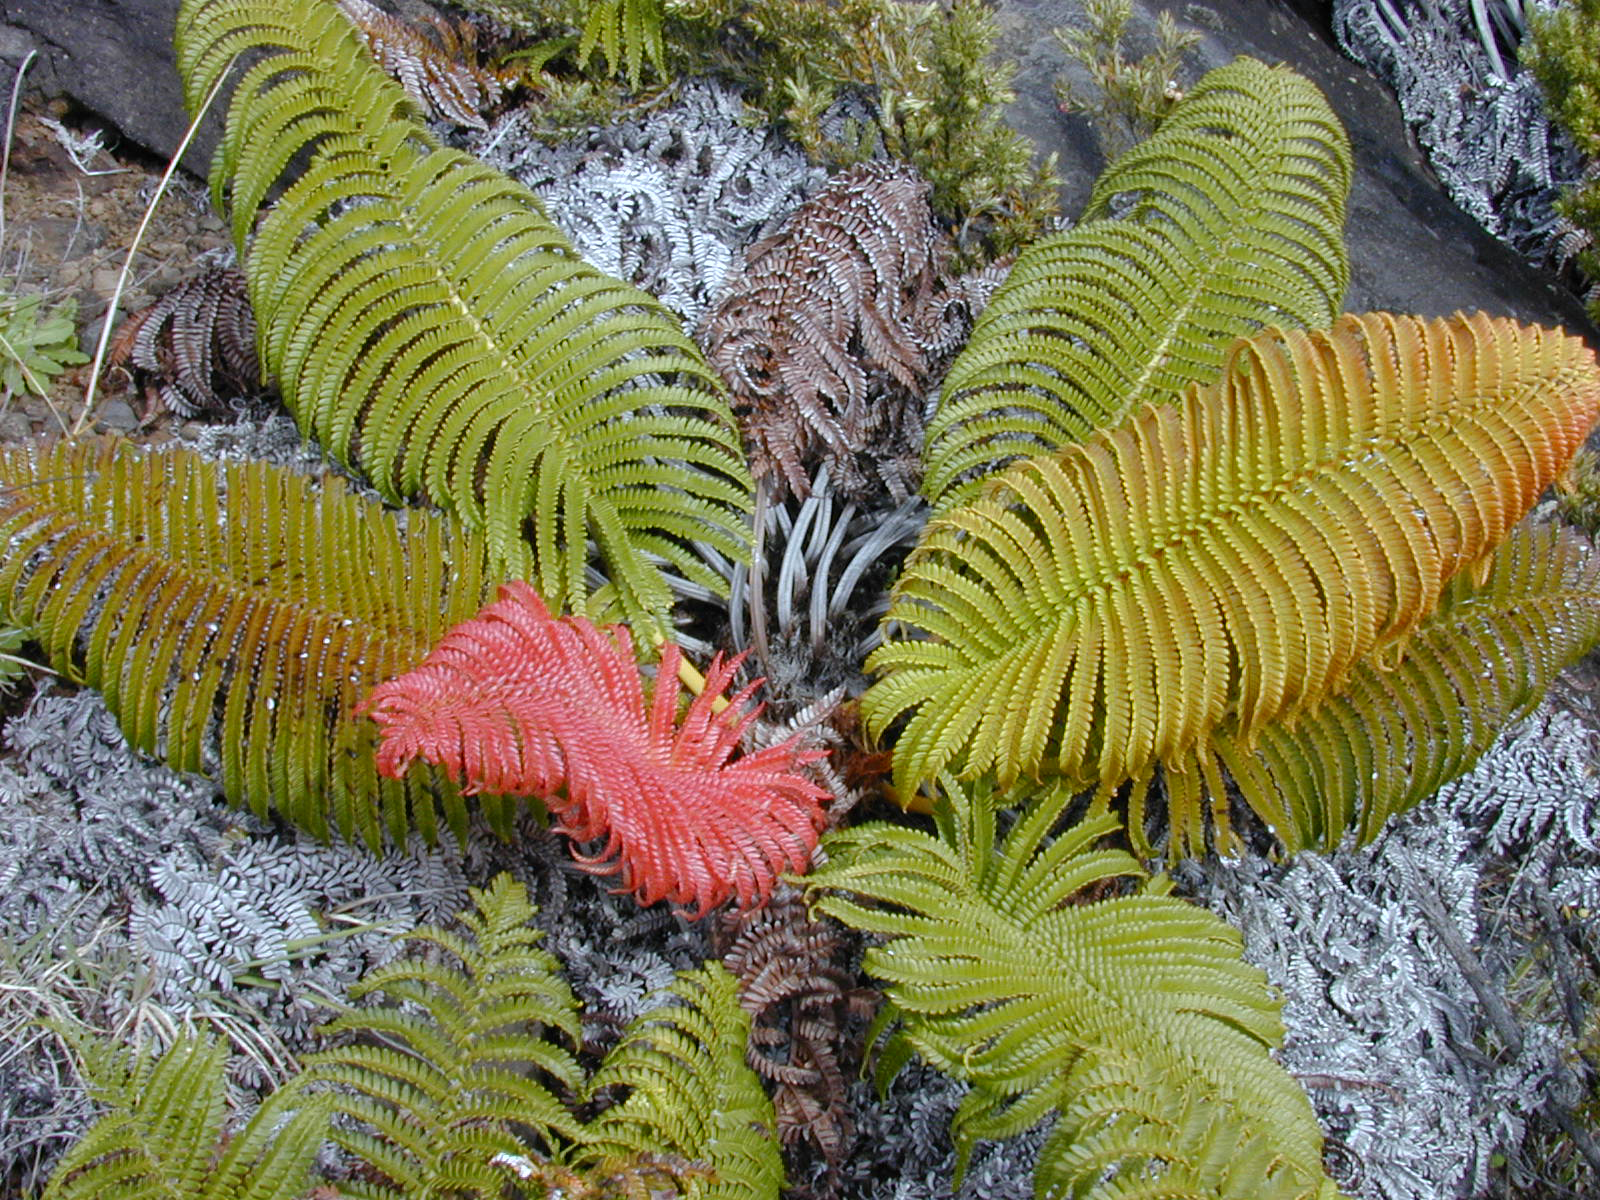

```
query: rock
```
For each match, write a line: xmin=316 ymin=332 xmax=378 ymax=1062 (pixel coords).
xmin=0 ymin=0 xmax=219 ymax=174
xmin=1 ymin=0 xmax=1591 ymax=344
xmin=994 ymin=0 xmax=1597 ymax=340
xmin=95 ymin=397 xmax=140 ymax=432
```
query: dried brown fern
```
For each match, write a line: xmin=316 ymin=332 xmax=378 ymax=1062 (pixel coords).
xmin=700 ymin=161 xmax=960 ymax=503
xmin=716 ymin=884 xmax=874 ymax=1196
xmin=106 ymin=267 xmax=261 ymax=419
xmin=338 ymin=0 xmax=518 ymax=129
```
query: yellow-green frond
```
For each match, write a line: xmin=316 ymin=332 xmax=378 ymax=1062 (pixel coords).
xmin=581 ymin=964 xmax=783 ymax=1199
xmin=924 ymin=56 xmax=1351 ymax=510
xmin=1040 ymin=1046 xmax=1343 ymax=1200
xmin=804 ymin=777 xmax=1335 ymax=1197
xmin=867 ymin=313 xmax=1600 ymax=798
xmin=0 ymin=437 xmax=526 ymax=848
xmin=296 ymin=874 xmax=588 ymax=1200
xmin=578 ymin=0 xmax=667 ymax=87
xmin=1162 ymin=521 xmax=1600 ymax=858
xmin=42 ymin=1031 xmax=328 ymax=1200
xmin=177 ymin=0 xmax=751 ymax=629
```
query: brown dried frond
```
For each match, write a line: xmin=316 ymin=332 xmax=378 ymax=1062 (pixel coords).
xmin=716 ymin=884 xmax=875 ymax=1197
xmin=700 ymin=160 xmax=959 ymax=503
xmin=106 ymin=266 xmax=262 ymax=419
xmin=338 ymin=0 xmax=518 ymax=129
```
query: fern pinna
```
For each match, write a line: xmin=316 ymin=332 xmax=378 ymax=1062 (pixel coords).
xmin=868 ymin=312 xmax=1600 ymax=851
xmin=923 ymin=57 xmax=1352 ymax=511
xmin=176 ymin=0 xmax=751 ymax=630
xmin=0 ymin=438 xmax=525 ymax=848
xmin=805 ymin=777 xmax=1341 ymax=1199
xmin=361 ymin=582 xmax=830 ymax=916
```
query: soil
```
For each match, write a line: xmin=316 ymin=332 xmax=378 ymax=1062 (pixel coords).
xmin=0 ymin=101 xmax=231 ymax=443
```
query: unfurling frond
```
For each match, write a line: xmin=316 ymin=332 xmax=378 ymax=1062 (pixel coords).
xmin=338 ymin=0 xmax=517 ymax=129
xmin=43 ymin=1031 xmax=327 ymax=1200
xmin=297 ymin=873 xmax=588 ymax=1199
xmin=924 ymin=56 xmax=1351 ymax=510
xmin=701 ymin=160 xmax=958 ymax=503
xmin=0 ymin=438 xmax=528 ymax=848
xmin=361 ymin=582 xmax=830 ymax=915
xmin=805 ymin=777 xmax=1336 ymax=1198
xmin=176 ymin=0 xmax=751 ymax=629
xmin=581 ymin=963 xmax=784 ymax=1199
xmin=867 ymin=313 xmax=1600 ymax=798
xmin=107 ymin=266 xmax=261 ymax=418
xmin=1159 ymin=522 xmax=1600 ymax=857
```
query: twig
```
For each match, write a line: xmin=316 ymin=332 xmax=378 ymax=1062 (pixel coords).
xmin=1414 ymin=883 xmax=1524 ymax=1057
xmin=73 ymin=59 xmax=232 ymax=437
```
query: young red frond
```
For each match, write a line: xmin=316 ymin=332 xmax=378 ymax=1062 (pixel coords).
xmin=360 ymin=582 xmax=830 ymax=915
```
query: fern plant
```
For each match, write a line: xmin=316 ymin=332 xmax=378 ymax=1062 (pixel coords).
xmin=177 ymin=0 xmax=751 ymax=631
xmin=922 ymin=56 xmax=1352 ymax=511
xmin=870 ymin=311 xmax=1600 ymax=849
xmin=0 ymin=437 xmax=527 ymax=848
xmin=296 ymin=873 xmax=783 ymax=1199
xmin=805 ymin=776 xmax=1340 ymax=1199
xmin=41 ymin=1030 xmax=328 ymax=1200
xmin=44 ymin=878 xmax=783 ymax=1200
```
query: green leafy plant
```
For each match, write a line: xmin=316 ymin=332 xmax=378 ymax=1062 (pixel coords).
xmin=1053 ymin=0 xmax=1200 ymax=158
xmin=0 ymin=286 xmax=87 ymax=401
xmin=805 ymin=776 xmax=1340 ymax=1198
xmin=924 ymin=56 xmax=1353 ymax=510
xmin=1523 ymin=0 xmax=1600 ymax=322
xmin=41 ymin=1030 xmax=329 ymax=1200
xmin=178 ymin=0 xmax=751 ymax=631
xmin=42 ymin=877 xmax=784 ymax=1200
xmin=297 ymin=874 xmax=781 ymax=1198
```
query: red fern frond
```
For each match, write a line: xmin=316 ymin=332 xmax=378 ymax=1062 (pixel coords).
xmin=360 ymin=582 xmax=830 ymax=916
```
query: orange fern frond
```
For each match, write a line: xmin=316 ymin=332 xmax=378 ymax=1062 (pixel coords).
xmin=361 ymin=582 xmax=830 ymax=915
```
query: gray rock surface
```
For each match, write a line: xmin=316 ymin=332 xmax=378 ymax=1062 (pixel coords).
xmin=996 ymin=0 xmax=1597 ymax=337
xmin=0 ymin=0 xmax=220 ymax=174
xmin=7 ymin=0 xmax=1594 ymax=342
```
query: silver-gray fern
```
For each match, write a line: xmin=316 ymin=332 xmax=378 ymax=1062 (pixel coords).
xmin=460 ymin=80 xmax=828 ymax=326
xmin=1178 ymin=697 xmax=1600 ymax=1200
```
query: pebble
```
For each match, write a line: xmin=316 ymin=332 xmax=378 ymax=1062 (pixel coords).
xmin=96 ymin=399 xmax=140 ymax=433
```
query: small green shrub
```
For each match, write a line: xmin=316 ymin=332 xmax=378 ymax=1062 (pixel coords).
xmin=1523 ymin=0 xmax=1600 ymax=321
xmin=1053 ymin=0 xmax=1200 ymax=158
xmin=0 ymin=286 xmax=86 ymax=401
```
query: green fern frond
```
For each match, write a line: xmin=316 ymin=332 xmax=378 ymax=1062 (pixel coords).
xmin=581 ymin=964 xmax=784 ymax=1199
xmin=0 ymin=437 xmax=527 ymax=848
xmin=867 ymin=313 xmax=1600 ymax=799
xmin=177 ymin=0 xmax=751 ymax=629
xmin=578 ymin=0 xmax=667 ymax=87
xmin=298 ymin=874 xmax=588 ymax=1199
xmin=1041 ymin=1045 xmax=1342 ymax=1200
xmin=1159 ymin=521 xmax=1600 ymax=857
xmin=923 ymin=56 xmax=1351 ymax=510
xmin=805 ymin=776 xmax=1334 ymax=1197
xmin=43 ymin=1030 xmax=329 ymax=1200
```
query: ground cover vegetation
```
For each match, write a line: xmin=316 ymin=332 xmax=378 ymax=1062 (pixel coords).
xmin=0 ymin=0 xmax=1598 ymax=1197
